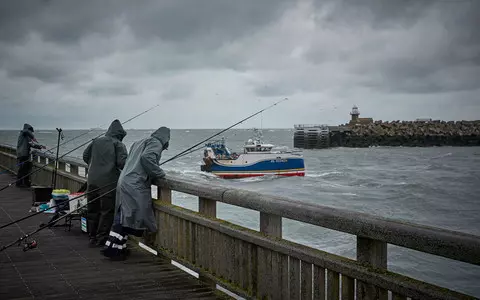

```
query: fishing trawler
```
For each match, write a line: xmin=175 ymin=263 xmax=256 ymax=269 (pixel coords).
xmin=200 ymin=129 xmax=305 ymax=179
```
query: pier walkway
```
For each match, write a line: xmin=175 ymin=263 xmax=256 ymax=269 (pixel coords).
xmin=0 ymin=173 xmax=224 ymax=300
xmin=1 ymin=143 xmax=480 ymax=299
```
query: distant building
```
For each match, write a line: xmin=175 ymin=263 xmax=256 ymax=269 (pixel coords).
xmin=348 ymin=105 xmax=373 ymax=126
xmin=416 ymin=118 xmax=432 ymax=122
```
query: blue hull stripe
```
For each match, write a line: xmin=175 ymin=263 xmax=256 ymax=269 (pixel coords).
xmin=210 ymin=158 xmax=305 ymax=172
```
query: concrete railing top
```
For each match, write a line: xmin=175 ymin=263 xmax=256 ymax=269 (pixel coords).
xmin=156 ymin=174 xmax=480 ymax=267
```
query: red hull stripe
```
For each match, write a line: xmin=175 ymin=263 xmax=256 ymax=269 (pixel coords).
xmin=216 ymin=172 xmax=305 ymax=179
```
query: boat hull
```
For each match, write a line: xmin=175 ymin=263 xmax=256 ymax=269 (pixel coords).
xmin=202 ymin=157 xmax=305 ymax=179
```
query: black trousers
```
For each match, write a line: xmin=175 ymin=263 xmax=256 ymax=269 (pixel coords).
xmin=103 ymin=207 xmax=145 ymax=258
xmin=86 ymin=185 xmax=115 ymax=244
xmin=16 ymin=156 xmax=32 ymax=187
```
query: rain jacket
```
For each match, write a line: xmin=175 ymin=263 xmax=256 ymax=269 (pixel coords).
xmin=115 ymin=126 xmax=170 ymax=232
xmin=83 ymin=120 xmax=128 ymax=190
xmin=16 ymin=123 xmax=43 ymax=158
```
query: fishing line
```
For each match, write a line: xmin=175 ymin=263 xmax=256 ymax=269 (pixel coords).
xmin=174 ymin=127 xmax=262 ymax=160
xmin=0 ymin=104 xmax=160 ymax=193
xmin=159 ymin=97 xmax=288 ymax=167
xmin=0 ymin=99 xmax=288 ymax=236
xmin=0 ymin=116 xmax=127 ymax=176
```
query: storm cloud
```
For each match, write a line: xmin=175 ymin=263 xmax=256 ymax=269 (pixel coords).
xmin=0 ymin=0 xmax=478 ymax=129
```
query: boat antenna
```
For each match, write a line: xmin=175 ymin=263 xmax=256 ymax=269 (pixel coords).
xmin=159 ymin=97 xmax=288 ymax=166
xmin=0 ymin=104 xmax=161 ymax=193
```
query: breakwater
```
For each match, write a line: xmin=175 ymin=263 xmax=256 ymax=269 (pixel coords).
xmin=294 ymin=120 xmax=480 ymax=149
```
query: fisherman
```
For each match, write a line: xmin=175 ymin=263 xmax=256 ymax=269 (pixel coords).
xmin=83 ymin=119 xmax=128 ymax=248
xmin=16 ymin=123 xmax=45 ymax=188
xmin=102 ymin=126 xmax=170 ymax=260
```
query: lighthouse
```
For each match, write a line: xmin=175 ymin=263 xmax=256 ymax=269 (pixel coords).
xmin=350 ymin=105 xmax=360 ymax=123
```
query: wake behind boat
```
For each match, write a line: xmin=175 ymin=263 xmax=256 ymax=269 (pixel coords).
xmin=200 ymin=129 xmax=305 ymax=179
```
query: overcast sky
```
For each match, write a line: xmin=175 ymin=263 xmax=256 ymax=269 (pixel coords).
xmin=0 ymin=0 xmax=478 ymax=129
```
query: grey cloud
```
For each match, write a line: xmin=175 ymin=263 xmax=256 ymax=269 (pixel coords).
xmin=0 ymin=0 xmax=120 ymax=44
xmin=161 ymin=88 xmax=193 ymax=101
xmin=313 ymin=0 xmax=433 ymax=29
xmin=0 ymin=0 xmax=479 ymax=129
xmin=88 ymin=85 xmax=137 ymax=97
xmin=0 ymin=0 xmax=291 ymax=47
xmin=305 ymin=0 xmax=480 ymax=95
xmin=254 ymin=84 xmax=291 ymax=98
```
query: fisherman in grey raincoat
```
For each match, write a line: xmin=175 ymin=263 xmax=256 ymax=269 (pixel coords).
xmin=102 ymin=126 xmax=170 ymax=260
xmin=83 ymin=119 xmax=127 ymax=247
xmin=16 ymin=123 xmax=45 ymax=188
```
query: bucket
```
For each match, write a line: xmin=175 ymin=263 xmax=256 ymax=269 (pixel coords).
xmin=51 ymin=189 xmax=70 ymax=212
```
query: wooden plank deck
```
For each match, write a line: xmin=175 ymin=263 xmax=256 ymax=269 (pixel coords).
xmin=0 ymin=172 xmax=226 ymax=300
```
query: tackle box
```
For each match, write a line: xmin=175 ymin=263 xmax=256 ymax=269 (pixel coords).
xmin=31 ymin=186 xmax=53 ymax=206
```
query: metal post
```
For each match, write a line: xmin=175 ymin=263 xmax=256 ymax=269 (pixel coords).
xmin=51 ymin=128 xmax=63 ymax=189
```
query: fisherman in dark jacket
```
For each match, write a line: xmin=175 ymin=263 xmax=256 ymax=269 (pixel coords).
xmin=102 ymin=126 xmax=170 ymax=260
xmin=83 ymin=119 xmax=128 ymax=247
xmin=16 ymin=123 xmax=45 ymax=188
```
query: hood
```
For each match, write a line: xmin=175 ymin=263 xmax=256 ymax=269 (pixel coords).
xmin=22 ymin=123 xmax=34 ymax=132
xmin=151 ymin=126 xmax=170 ymax=146
xmin=105 ymin=119 xmax=127 ymax=141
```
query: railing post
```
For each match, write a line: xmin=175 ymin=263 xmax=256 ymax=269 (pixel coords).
xmin=199 ymin=197 xmax=216 ymax=217
xmin=147 ymin=186 xmax=172 ymax=248
xmin=70 ymin=165 xmax=79 ymax=176
xmin=159 ymin=187 xmax=172 ymax=204
xmin=356 ymin=237 xmax=388 ymax=300
xmin=260 ymin=212 xmax=282 ymax=238
xmin=198 ymin=196 xmax=217 ymax=288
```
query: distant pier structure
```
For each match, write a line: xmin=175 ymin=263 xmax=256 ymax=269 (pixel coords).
xmin=293 ymin=105 xmax=480 ymax=149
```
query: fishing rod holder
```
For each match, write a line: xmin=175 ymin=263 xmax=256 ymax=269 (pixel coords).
xmin=51 ymin=128 xmax=63 ymax=189
xmin=56 ymin=128 xmax=64 ymax=140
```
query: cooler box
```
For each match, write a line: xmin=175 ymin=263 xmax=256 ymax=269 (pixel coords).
xmin=68 ymin=192 xmax=87 ymax=213
xmin=31 ymin=186 xmax=53 ymax=206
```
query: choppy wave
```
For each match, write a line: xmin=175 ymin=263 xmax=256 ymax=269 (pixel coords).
xmin=306 ymin=171 xmax=345 ymax=178
xmin=430 ymin=152 xmax=452 ymax=160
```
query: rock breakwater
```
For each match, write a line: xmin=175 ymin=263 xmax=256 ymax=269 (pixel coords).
xmin=336 ymin=120 xmax=480 ymax=147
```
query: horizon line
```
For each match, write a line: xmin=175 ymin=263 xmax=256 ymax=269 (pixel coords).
xmin=0 ymin=127 xmax=295 ymax=131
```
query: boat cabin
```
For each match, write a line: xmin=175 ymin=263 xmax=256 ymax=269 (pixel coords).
xmin=243 ymin=139 xmax=274 ymax=154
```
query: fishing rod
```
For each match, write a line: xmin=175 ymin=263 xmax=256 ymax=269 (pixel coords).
xmin=0 ymin=99 xmax=287 ymax=231
xmin=159 ymin=98 xmax=288 ymax=166
xmin=0 ymin=119 xmax=125 ymax=176
xmin=0 ymin=187 xmax=116 ymax=253
xmin=0 ymin=104 xmax=160 ymax=193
